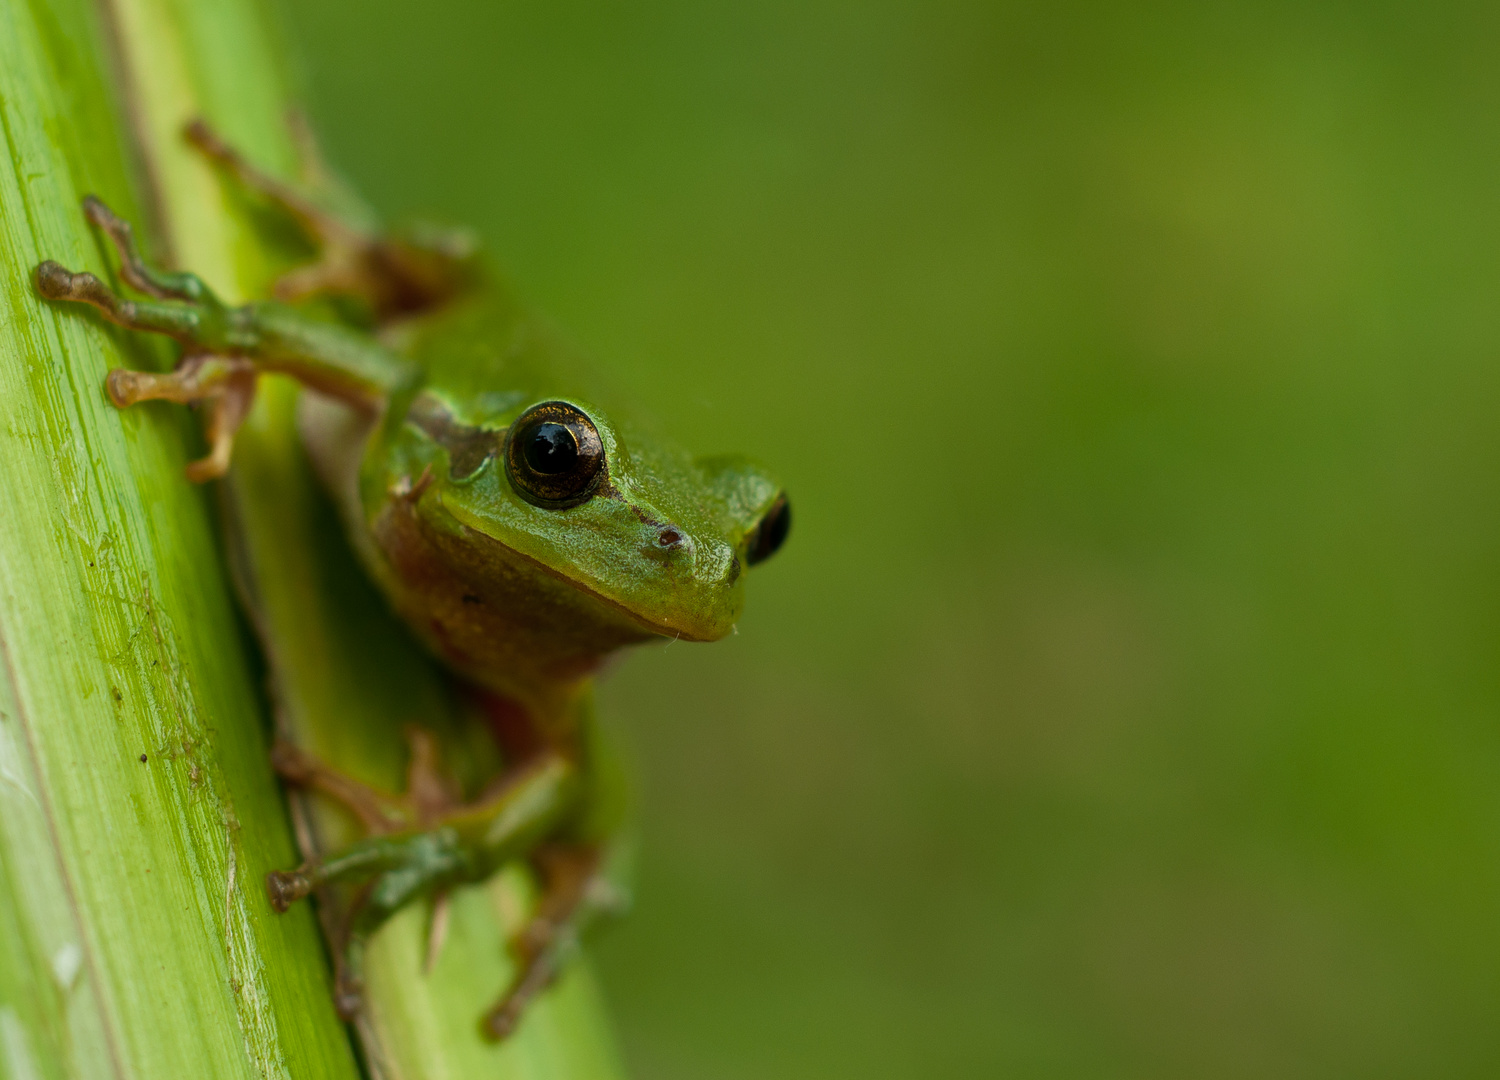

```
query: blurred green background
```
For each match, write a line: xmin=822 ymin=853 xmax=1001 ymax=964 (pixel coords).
xmin=273 ymin=1 xmax=1500 ymax=1076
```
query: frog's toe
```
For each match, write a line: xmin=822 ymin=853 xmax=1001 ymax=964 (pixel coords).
xmin=265 ymin=867 xmax=313 ymax=912
xmin=105 ymin=368 xmax=148 ymax=408
xmin=99 ymin=354 xmax=257 ymax=482
xmin=334 ymin=977 xmax=365 ymax=1021
xmin=484 ymin=995 xmax=528 ymax=1040
xmin=34 ymin=261 xmax=121 ymax=310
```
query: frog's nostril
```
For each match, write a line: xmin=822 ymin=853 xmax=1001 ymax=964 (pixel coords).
xmin=658 ymin=527 xmax=683 ymax=547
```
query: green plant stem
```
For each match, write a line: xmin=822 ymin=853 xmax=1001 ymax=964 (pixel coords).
xmin=0 ymin=0 xmax=625 ymax=1076
xmin=0 ymin=0 xmax=356 ymax=1076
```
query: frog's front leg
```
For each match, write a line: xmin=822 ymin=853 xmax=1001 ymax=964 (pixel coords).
xmin=106 ymin=355 xmax=257 ymax=482
xmin=269 ymin=741 xmax=586 ymax=1027
xmin=35 ymin=197 xmax=412 ymax=479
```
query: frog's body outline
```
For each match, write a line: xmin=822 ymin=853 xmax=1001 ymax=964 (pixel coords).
xmin=33 ymin=119 xmax=789 ymax=1039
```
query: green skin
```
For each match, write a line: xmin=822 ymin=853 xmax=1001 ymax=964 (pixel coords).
xmin=32 ymin=124 xmax=788 ymax=1038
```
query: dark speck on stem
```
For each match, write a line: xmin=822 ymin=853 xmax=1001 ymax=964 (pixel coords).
xmin=139 ymin=754 xmax=147 ymax=763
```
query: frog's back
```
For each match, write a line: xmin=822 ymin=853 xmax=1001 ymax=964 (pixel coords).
xmin=396 ymin=274 xmax=606 ymax=425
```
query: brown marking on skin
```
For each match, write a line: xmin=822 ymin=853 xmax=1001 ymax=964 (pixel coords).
xmin=591 ymin=479 xmax=654 ymax=523
xmin=407 ymin=393 xmax=503 ymax=478
xmin=604 ymin=488 xmax=683 ymax=544
xmin=591 ymin=477 xmax=681 ymax=538
xmin=619 ymin=497 xmax=668 ymax=529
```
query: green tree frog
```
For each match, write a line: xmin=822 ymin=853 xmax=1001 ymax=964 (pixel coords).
xmin=32 ymin=121 xmax=789 ymax=1039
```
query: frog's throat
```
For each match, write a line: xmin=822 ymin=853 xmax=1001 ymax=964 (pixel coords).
xmin=447 ymin=510 xmax=720 ymax=644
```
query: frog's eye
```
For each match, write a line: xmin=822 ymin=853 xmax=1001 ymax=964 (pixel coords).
xmin=745 ymin=493 xmax=791 ymax=566
xmin=504 ymin=401 xmax=606 ymax=508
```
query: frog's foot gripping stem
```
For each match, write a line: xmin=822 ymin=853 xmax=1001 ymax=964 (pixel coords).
xmin=36 ymin=195 xmax=411 ymax=480
xmin=184 ymin=118 xmax=477 ymax=321
xmin=106 ymin=355 xmax=256 ymax=482
xmin=267 ymin=734 xmax=592 ymax=1035
xmin=269 ymin=726 xmax=471 ymax=838
xmin=183 ymin=118 xmax=373 ymax=306
xmin=35 ymin=199 xmax=258 ymax=481
xmin=484 ymin=843 xmax=626 ymax=1040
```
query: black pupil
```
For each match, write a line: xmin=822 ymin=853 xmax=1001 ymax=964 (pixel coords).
xmin=524 ymin=423 xmax=578 ymax=474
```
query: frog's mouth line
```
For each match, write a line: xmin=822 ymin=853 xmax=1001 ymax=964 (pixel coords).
xmin=444 ymin=506 xmax=724 ymax=644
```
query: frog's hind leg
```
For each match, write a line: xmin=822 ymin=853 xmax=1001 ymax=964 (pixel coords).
xmin=265 ymin=743 xmax=580 ymax=1023
xmin=184 ymin=118 xmax=477 ymax=320
xmin=183 ymin=118 xmax=373 ymax=302
xmin=483 ymin=843 xmax=627 ymax=1039
xmin=269 ymin=727 xmax=462 ymax=835
xmin=269 ymin=736 xmax=413 ymax=835
xmin=268 ymin=732 xmax=462 ymax=1016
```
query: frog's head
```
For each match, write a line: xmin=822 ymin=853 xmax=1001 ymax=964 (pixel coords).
xmin=397 ymin=394 xmax=789 ymax=649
